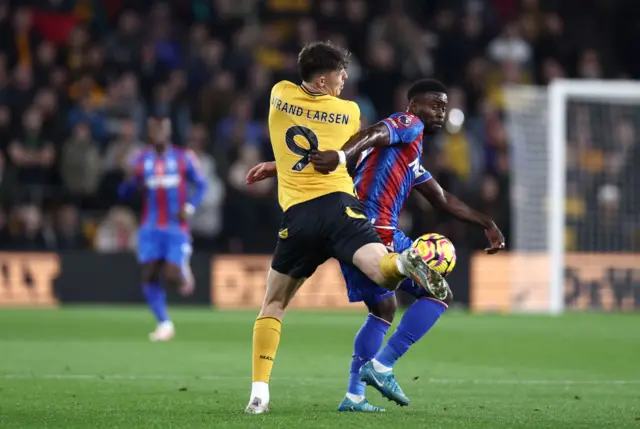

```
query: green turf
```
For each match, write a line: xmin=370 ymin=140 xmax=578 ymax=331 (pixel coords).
xmin=0 ymin=308 xmax=639 ymax=428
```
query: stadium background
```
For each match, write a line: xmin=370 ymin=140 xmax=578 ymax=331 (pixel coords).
xmin=2 ymin=1 xmax=640 ymax=428
xmin=0 ymin=0 xmax=638 ymax=311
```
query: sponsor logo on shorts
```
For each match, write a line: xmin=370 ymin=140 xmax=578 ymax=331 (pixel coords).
xmin=345 ymin=207 xmax=367 ymax=220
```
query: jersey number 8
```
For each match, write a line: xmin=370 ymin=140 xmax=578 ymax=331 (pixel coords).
xmin=286 ymin=125 xmax=319 ymax=172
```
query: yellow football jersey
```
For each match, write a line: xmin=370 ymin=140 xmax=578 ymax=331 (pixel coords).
xmin=269 ymin=80 xmax=361 ymax=212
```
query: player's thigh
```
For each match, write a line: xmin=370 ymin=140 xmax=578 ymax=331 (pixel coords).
xmin=271 ymin=203 xmax=329 ymax=280
xmin=340 ymin=261 xmax=393 ymax=305
xmin=163 ymin=231 xmax=192 ymax=284
xmin=260 ymin=268 xmax=306 ymax=320
xmin=141 ymin=261 xmax=163 ymax=284
xmin=324 ymin=193 xmax=387 ymax=283
xmin=137 ymin=228 xmax=166 ymax=264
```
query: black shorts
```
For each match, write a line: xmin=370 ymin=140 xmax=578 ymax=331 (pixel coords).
xmin=271 ymin=192 xmax=383 ymax=278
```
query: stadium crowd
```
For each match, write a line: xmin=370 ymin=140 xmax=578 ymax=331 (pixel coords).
xmin=0 ymin=0 xmax=639 ymax=254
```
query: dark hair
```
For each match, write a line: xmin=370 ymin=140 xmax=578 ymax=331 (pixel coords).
xmin=297 ymin=41 xmax=351 ymax=82
xmin=407 ymin=79 xmax=447 ymax=100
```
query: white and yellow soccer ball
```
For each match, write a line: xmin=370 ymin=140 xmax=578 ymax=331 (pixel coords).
xmin=411 ymin=233 xmax=456 ymax=277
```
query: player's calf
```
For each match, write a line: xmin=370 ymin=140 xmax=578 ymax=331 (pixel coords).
xmin=162 ymin=264 xmax=183 ymax=290
xmin=246 ymin=269 xmax=305 ymax=414
xmin=179 ymin=264 xmax=195 ymax=297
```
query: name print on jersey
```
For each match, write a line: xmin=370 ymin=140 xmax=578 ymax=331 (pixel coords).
xmin=271 ymin=96 xmax=351 ymax=125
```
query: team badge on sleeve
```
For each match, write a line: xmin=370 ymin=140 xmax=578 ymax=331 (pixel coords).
xmin=397 ymin=115 xmax=412 ymax=126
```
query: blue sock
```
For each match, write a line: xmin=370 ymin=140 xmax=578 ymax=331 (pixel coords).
xmin=142 ymin=283 xmax=169 ymax=323
xmin=375 ymin=298 xmax=447 ymax=369
xmin=348 ymin=314 xmax=390 ymax=396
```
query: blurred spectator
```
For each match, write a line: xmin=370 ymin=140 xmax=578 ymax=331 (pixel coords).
xmin=578 ymin=184 xmax=632 ymax=251
xmin=577 ymin=49 xmax=603 ymax=79
xmin=60 ymin=122 xmax=101 ymax=202
xmin=64 ymin=25 xmax=90 ymax=74
xmin=105 ymin=10 xmax=141 ymax=70
xmin=103 ymin=119 xmax=143 ymax=173
xmin=9 ymin=108 xmax=55 ymax=187
xmin=2 ymin=7 xmax=41 ymax=69
xmin=187 ymin=38 xmax=224 ymax=92
xmin=103 ymin=72 xmax=145 ymax=139
xmin=487 ymin=22 xmax=532 ymax=67
xmin=33 ymin=41 xmax=59 ymax=87
xmin=9 ymin=204 xmax=49 ymax=250
xmin=68 ymin=95 xmax=107 ymax=144
xmin=226 ymin=145 xmax=277 ymax=252
xmin=196 ymin=71 xmax=235 ymax=127
xmin=53 ymin=203 xmax=88 ymax=250
xmin=7 ymin=65 xmax=35 ymax=117
xmin=0 ymin=0 xmax=634 ymax=256
xmin=216 ymin=94 xmax=262 ymax=151
xmin=94 ymin=206 xmax=137 ymax=252
xmin=33 ymin=87 xmax=66 ymax=144
xmin=187 ymin=124 xmax=225 ymax=242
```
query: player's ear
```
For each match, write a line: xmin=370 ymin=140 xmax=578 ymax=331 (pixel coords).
xmin=406 ymin=100 xmax=415 ymax=112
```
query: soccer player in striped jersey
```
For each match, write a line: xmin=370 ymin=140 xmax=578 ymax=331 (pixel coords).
xmin=247 ymin=79 xmax=505 ymax=411
xmin=119 ymin=115 xmax=207 ymax=341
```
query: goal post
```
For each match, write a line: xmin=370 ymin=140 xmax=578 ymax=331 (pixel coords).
xmin=473 ymin=79 xmax=640 ymax=314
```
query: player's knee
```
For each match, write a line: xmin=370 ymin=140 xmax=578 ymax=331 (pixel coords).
xmin=141 ymin=263 xmax=162 ymax=284
xmin=259 ymin=269 xmax=304 ymax=320
xmin=368 ymin=295 xmax=397 ymax=323
xmin=162 ymin=264 xmax=182 ymax=287
xmin=352 ymin=243 xmax=387 ymax=285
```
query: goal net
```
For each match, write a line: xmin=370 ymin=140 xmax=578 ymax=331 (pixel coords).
xmin=473 ymin=80 xmax=640 ymax=314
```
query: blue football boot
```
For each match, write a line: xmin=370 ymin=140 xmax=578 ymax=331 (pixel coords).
xmin=337 ymin=396 xmax=385 ymax=412
xmin=359 ymin=361 xmax=410 ymax=406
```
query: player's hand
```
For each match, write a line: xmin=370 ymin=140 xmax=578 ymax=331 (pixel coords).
xmin=246 ymin=162 xmax=277 ymax=184
xmin=484 ymin=224 xmax=506 ymax=254
xmin=179 ymin=204 xmax=195 ymax=221
xmin=309 ymin=150 xmax=340 ymax=174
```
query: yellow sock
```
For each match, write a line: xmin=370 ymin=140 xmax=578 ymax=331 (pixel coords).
xmin=379 ymin=253 xmax=404 ymax=285
xmin=252 ymin=317 xmax=282 ymax=383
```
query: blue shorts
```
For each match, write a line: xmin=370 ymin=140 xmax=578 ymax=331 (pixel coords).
xmin=340 ymin=228 xmax=429 ymax=306
xmin=137 ymin=227 xmax=192 ymax=269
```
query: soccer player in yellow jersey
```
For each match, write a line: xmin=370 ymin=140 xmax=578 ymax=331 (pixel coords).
xmin=245 ymin=41 xmax=443 ymax=414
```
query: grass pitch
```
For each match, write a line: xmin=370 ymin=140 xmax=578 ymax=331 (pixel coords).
xmin=1 ymin=308 xmax=639 ymax=428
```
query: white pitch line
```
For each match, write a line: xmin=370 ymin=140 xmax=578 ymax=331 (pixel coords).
xmin=2 ymin=374 xmax=640 ymax=385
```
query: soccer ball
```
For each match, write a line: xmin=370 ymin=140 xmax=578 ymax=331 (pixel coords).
xmin=411 ymin=233 xmax=456 ymax=277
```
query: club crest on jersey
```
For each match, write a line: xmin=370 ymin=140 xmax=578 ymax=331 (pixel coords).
xmin=397 ymin=115 xmax=412 ymax=126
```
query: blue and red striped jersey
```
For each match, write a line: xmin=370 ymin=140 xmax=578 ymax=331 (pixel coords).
xmin=127 ymin=145 xmax=207 ymax=231
xmin=353 ymin=112 xmax=432 ymax=228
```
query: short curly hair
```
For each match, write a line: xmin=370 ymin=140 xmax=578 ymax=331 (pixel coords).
xmin=407 ymin=79 xmax=448 ymax=100
xmin=297 ymin=41 xmax=351 ymax=82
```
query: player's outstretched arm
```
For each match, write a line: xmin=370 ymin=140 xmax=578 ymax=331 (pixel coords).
xmin=415 ymin=178 xmax=506 ymax=254
xmin=118 ymin=151 xmax=145 ymax=200
xmin=180 ymin=150 xmax=209 ymax=220
xmin=118 ymin=169 xmax=141 ymax=200
xmin=309 ymin=123 xmax=391 ymax=174
xmin=246 ymin=162 xmax=277 ymax=184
